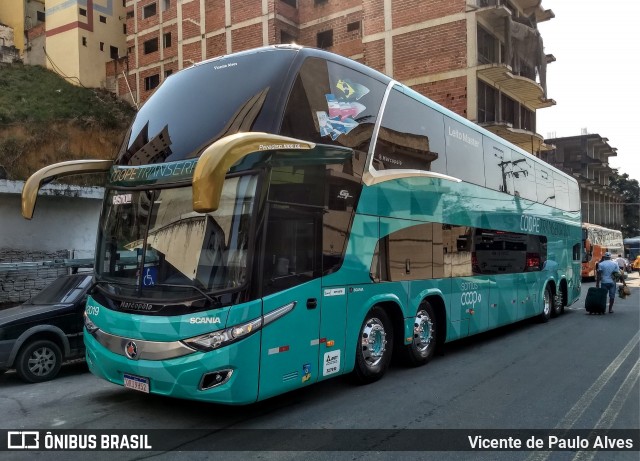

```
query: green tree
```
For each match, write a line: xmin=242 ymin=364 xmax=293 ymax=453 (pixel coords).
xmin=609 ymin=172 xmax=640 ymax=238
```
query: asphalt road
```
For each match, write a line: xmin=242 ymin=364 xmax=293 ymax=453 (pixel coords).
xmin=1 ymin=275 xmax=638 ymax=461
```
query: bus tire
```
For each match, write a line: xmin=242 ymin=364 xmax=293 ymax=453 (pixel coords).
xmin=353 ymin=306 xmax=393 ymax=384
xmin=15 ymin=339 xmax=63 ymax=383
xmin=539 ymin=285 xmax=552 ymax=323
xmin=551 ymin=283 xmax=564 ymax=317
xmin=401 ymin=302 xmax=437 ymax=367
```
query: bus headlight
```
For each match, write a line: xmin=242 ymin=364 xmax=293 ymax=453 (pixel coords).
xmin=183 ymin=318 xmax=262 ymax=352
xmin=83 ymin=312 xmax=99 ymax=333
xmin=181 ymin=301 xmax=296 ymax=352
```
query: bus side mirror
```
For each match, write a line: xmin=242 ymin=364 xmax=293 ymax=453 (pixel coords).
xmin=21 ymin=160 xmax=113 ymax=219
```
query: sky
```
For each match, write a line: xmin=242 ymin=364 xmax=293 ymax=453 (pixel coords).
xmin=536 ymin=0 xmax=640 ymax=182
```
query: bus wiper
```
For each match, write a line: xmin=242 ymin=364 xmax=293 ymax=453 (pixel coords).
xmin=150 ymin=282 xmax=219 ymax=306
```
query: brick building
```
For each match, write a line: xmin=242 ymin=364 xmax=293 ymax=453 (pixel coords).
xmin=112 ymin=0 xmax=554 ymax=155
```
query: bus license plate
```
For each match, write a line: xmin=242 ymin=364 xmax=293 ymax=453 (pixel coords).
xmin=123 ymin=373 xmax=150 ymax=393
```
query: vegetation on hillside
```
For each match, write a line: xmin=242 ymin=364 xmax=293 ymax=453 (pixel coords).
xmin=0 ymin=63 xmax=136 ymax=182
xmin=0 ymin=62 xmax=134 ymax=127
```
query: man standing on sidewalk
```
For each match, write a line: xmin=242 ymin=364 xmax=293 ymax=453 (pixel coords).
xmin=597 ymin=252 xmax=621 ymax=313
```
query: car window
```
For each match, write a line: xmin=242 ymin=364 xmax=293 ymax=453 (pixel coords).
xmin=30 ymin=275 xmax=92 ymax=304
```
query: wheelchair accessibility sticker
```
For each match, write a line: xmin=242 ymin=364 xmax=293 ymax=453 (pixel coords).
xmin=142 ymin=267 xmax=157 ymax=287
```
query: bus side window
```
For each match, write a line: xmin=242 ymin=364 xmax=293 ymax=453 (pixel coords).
xmin=511 ymin=150 xmax=536 ymax=201
xmin=373 ymin=87 xmax=446 ymax=174
xmin=483 ymin=136 xmax=513 ymax=194
xmin=535 ymin=162 xmax=554 ymax=205
xmin=553 ymin=171 xmax=570 ymax=211
xmin=386 ymin=223 xmax=434 ymax=281
xmin=444 ymin=118 xmax=485 ymax=187
xmin=443 ymin=225 xmax=473 ymax=277
xmin=280 ymin=57 xmax=386 ymax=158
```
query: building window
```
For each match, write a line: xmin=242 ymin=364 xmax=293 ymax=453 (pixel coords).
xmin=280 ymin=30 xmax=295 ymax=44
xmin=347 ymin=21 xmax=360 ymax=32
xmin=477 ymin=80 xmax=497 ymax=123
xmin=162 ymin=0 xmax=171 ymax=11
xmin=123 ymin=24 xmax=127 ymax=34
xmin=163 ymin=32 xmax=172 ymax=48
xmin=126 ymin=10 xmax=134 ymax=19
xmin=111 ymin=46 xmax=119 ymax=59
xmin=281 ymin=0 xmax=297 ymax=7
xmin=100 ymin=42 xmax=105 ymax=51
xmin=37 ymin=11 xmax=45 ymax=22
xmin=521 ymin=106 xmax=535 ymax=132
xmin=165 ymin=69 xmax=173 ymax=78
xmin=477 ymin=26 xmax=498 ymax=65
xmin=143 ymin=3 xmax=157 ymax=19
xmin=502 ymin=94 xmax=515 ymax=125
xmin=99 ymin=15 xmax=107 ymax=23
xmin=314 ymin=0 xmax=328 ymax=5
xmin=123 ymin=0 xmax=126 ymax=6
xmin=144 ymin=38 xmax=159 ymax=54
xmin=317 ymin=29 xmax=333 ymax=49
xmin=82 ymin=36 xmax=87 ymax=46
xmin=79 ymin=7 xmax=87 ymax=16
xmin=145 ymin=74 xmax=160 ymax=91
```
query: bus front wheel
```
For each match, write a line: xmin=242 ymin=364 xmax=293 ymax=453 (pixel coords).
xmin=539 ymin=285 xmax=552 ymax=323
xmin=353 ymin=306 xmax=393 ymax=384
xmin=401 ymin=302 xmax=437 ymax=367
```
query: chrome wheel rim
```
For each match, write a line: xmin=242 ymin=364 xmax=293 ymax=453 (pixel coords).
xmin=413 ymin=309 xmax=433 ymax=355
xmin=360 ymin=317 xmax=387 ymax=368
xmin=543 ymin=288 xmax=551 ymax=316
xmin=28 ymin=346 xmax=56 ymax=377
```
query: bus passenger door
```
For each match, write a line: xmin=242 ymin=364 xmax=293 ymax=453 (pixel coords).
xmin=257 ymin=205 xmax=322 ymax=401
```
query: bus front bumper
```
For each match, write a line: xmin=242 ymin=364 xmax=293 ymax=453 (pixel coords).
xmin=84 ymin=332 xmax=260 ymax=405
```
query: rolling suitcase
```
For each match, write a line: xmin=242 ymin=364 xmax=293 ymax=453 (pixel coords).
xmin=585 ymin=287 xmax=608 ymax=314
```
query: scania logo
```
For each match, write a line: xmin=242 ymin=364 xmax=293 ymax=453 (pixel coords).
xmin=125 ymin=341 xmax=139 ymax=360
xmin=189 ymin=317 xmax=221 ymax=324
xmin=120 ymin=301 xmax=154 ymax=311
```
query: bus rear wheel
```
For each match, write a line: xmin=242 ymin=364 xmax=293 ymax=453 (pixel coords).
xmin=401 ymin=302 xmax=437 ymax=367
xmin=353 ymin=306 xmax=393 ymax=384
xmin=551 ymin=284 xmax=564 ymax=317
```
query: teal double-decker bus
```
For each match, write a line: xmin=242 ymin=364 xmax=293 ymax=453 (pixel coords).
xmin=22 ymin=45 xmax=582 ymax=404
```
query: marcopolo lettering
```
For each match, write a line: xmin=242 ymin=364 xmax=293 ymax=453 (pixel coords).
xmin=120 ymin=301 xmax=154 ymax=311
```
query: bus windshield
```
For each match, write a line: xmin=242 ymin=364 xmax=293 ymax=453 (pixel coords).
xmin=95 ymin=175 xmax=258 ymax=301
xmin=115 ymin=48 xmax=296 ymax=165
